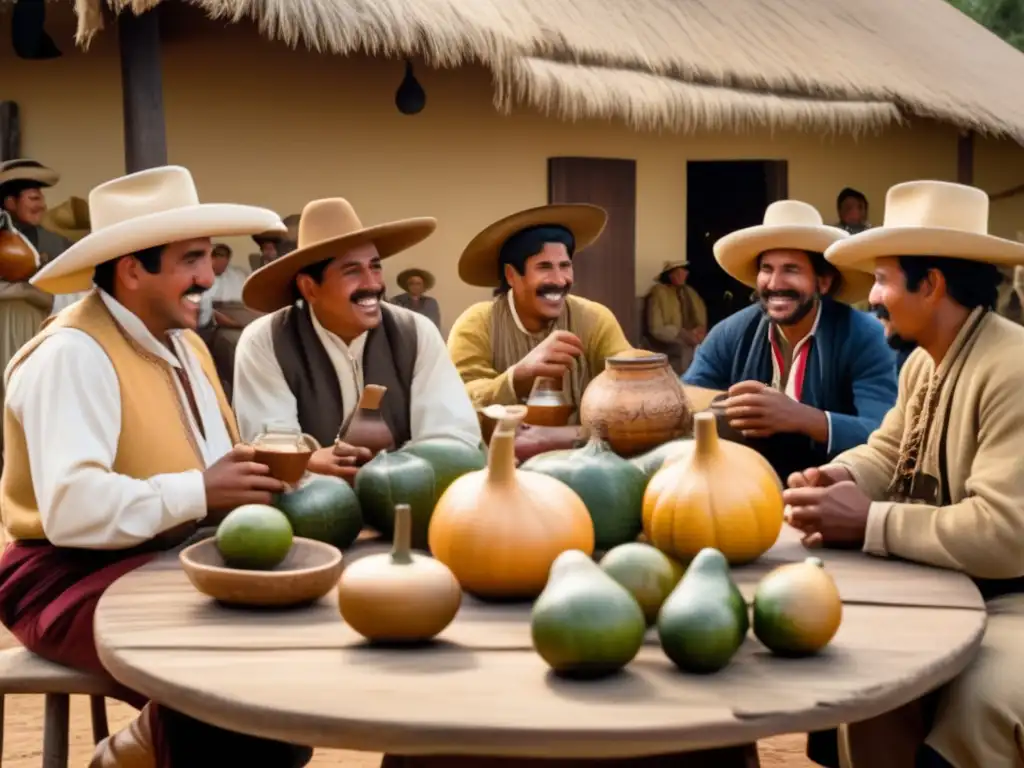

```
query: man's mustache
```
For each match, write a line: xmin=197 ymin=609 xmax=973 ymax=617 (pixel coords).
xmin=349 ymin=288 xmax=385 ymax=304
xmin=183 ymin=285 xmax=207 ymax=299
xmin=536 ymin=283 xmax=571 ymax=297
xmin=871 ymin=304 xmax=891 ymax=320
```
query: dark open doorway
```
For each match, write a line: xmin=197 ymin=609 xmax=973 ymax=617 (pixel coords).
xmin=686 ymin=160 xmax=788 ymax=328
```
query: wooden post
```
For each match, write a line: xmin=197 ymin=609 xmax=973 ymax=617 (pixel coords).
xmin=118 ymin=9 xmax=167 ymax=173
xmin=957 ymin=129 xmax=974 ymax=185
xmin=0 ymin=102 xmax=21 ymax=161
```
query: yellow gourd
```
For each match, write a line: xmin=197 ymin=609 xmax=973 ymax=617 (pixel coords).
xmin=428 ymin=405 xmax=595 ymax=600
xmin=337 ymin=503 xmax=461 ymax=642
xmin=642 ymin=411 xmax=783 ymax=565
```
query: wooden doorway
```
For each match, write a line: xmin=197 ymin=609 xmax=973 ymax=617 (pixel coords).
xmin=686 ymin=160 xmax=788 ymax=328
xmin=548 ymin=157 xmax=637 ymax=343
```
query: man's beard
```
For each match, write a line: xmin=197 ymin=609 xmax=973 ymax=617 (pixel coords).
xmin=871 ymin=304 xmax=918 ymax=354
xmin=758 ymin=289 xmax=818 ymax=326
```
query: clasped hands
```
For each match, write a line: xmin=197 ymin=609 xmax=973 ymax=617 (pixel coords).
xmin=783 ymin=466 xmax=873 ymax=550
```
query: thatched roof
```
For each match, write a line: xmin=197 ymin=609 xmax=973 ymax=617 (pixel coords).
xmin=73 ymin=0 xmax=1024 ymax=143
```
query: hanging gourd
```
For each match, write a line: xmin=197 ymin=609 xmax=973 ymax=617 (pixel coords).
xmin=338 ymin=503 xmax=461 ymax=642
xmin=643 ymin=412 xmax=783 ymax=565
xmin=428 ymin=405 xmax=595 ymax=601
xmin=521 ymin=428 xmax=647 ymax=550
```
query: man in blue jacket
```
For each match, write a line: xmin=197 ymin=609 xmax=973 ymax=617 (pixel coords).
xmin=683 ymin=200 xmax=898 ymax=482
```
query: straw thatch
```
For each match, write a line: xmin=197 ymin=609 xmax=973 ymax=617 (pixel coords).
xmin=71 ymin=0 xmax=1024 ymax=142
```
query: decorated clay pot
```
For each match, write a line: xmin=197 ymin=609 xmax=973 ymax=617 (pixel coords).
xmin=580 ymin=350 xmax=692 ymax=457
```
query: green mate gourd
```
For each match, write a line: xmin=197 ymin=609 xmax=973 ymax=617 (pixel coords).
xmin=273 ymin=477 xmax=363 ymax=550
xmin=531 ymin=549 xmax=647 ymax=678
xmin=600 ymin=542 xmax=684 ymax=625
xmin=521 ymin=432 xmax=647 ymax=550
xmin=657 ymin=547 xmax=748 ymax=673
xmin=354 ymin=450 xmax=436 ymax=549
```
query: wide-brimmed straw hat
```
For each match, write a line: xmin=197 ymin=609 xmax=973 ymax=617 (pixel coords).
xmin=397 ymin=267 xmax=435 ymax=292
xmin=41 ymin=196 xmax=90 ymax=242
xmin=458 ymin=204 xmax=607 ymax=288
xmin=242 ymin=198 xmax=436 ymax=313
xmin=714 ymin=200 xmax=871 ymax=304
xmin=30 ymin=166 xmax=285 ymax=295
xmin=826 ymin=180 xmax=1024 ymax=272
xmin=0 ymin=159 xmax=59 ymax=191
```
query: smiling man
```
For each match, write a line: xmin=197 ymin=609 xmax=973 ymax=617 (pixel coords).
xmin=0 ymin=166 xmax=315 ymax=766
xmin=682 ymin=200 xmax=897 ymax=481
xmin=234 ymin=197 xmax=481 ymax=482
xmin=786 ymin=181 xmax=1024 ymax=768
xmin=447 ymin=204 xmax=632 ymax=456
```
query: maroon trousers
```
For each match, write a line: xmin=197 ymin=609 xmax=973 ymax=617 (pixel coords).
xmin=0 ymin=540 xmax=313 ymax=768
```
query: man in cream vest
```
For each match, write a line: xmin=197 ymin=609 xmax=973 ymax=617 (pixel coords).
xmin=0 ymin=166 xmax=313 ymax=767
xmin=233 ymin=198 xmax=480 ymax=483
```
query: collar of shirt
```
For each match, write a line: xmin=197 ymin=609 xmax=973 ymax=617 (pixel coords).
xmin=307 ymin=302 xmax=368 ymax=382
xmin=98 ymin=289 xmax=186 ymax=369
xmin=767 ymin=301 xmax=822 ymax=401
xmin=508 ymin=291 xmax=535 ymax=335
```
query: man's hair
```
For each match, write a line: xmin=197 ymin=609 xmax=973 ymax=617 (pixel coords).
xmin=92 ymin=245 xmax=164 ymax=296
xmin=898 ymin=255 xmax=1002 ymax=311
xmin=0 ymin=180 xmax=43 ymax=206
xmin=756 ymin=250 xmax=844 ymax=297
xmin=291 ymin=258 xmax=331 ymax=303
xmin=837 ymin=187 xmax=868 ymax=211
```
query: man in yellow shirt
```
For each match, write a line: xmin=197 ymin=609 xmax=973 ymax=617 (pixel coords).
xmin=447 ymin=204 xmax=632 ymax=456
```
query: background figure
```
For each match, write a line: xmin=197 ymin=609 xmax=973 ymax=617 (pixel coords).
xmin=641 ymin=259 xmax=707 ymax=374
xmin=390 ymin=268 xmax=441 ymax=331
xmin=836 ymin=187 xmax=870 ymax=235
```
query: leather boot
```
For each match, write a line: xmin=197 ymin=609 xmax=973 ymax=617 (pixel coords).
xmin=89 ymin=702 xmax=158 ymax=768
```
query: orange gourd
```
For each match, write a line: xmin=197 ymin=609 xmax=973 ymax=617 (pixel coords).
xmin=642 ymin=411 xmax=783 ymax=565
xmin=428 ymin=405 xmax=595 ymax=600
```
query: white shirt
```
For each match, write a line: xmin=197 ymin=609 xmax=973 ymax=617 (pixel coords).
xmin=232 ymin=303 xmax=481 ymax=449
xmin=49 ymin=291 xmax=89 ymax=316
xmin=198 ymin=266 xmax=249 ymax=326
xmin=766 ymin=304 xmax=833 ymax=452
xmin=5 ymin=290 xmax=233 ymax=549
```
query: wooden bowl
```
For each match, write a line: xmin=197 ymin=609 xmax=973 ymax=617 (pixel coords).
xmin=179 ymin=537 xmax=342 ymax=608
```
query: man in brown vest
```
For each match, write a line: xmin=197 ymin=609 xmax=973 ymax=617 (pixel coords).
xmin=234 ymin=197 xmax=481 ymax=482
xmin=0 ymin=166 xmax=313 ymax=767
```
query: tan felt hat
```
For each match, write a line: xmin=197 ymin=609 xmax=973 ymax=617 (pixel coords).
xmin=458 ymin=203 xmax=607 ymax=288
xmin=242 ymin=197 xmax=436 ymax=313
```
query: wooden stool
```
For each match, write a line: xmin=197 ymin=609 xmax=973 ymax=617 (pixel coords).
xmin=0 ymin=646 xmax=122 ymax=768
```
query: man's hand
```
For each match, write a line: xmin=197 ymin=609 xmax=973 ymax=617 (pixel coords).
xmin=307 ymin=441 xmax=373 ymax=485
xmin=782 ymin=480 xmax=872 ymax=549
xmin=786 ymin=465 xmax=854 ymax=490
xmin=203 ymin=444 xmax=287 ymax=515
xmin=514 ymin=425 xmax=582 ymax=462
xmin=512 ymin=331 xmax=584 ymax=398
xmin=721 ymin=380 xmax=827 ymax=441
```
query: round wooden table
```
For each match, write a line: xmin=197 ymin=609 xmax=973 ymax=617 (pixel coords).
xmin=94 ymin=526 xmax=986 ymax=764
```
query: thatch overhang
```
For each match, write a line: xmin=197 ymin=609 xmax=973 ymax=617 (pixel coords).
xmin=70 ymin=0 xmax=1024 ymax=143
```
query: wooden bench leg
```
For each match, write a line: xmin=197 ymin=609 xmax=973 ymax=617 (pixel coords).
xmin=41 ymin=693 xmax=69 ymax=768
xmin=90 ymin=695 xmax=110 ymax=743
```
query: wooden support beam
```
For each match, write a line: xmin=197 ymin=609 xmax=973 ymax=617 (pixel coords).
xmin=118 ymin=9 xmax=167 ymax=173
xmin=0 ymin=102 xmax=21 ymax=161
xmin=957 ymin=130 xmax=974 ymax=185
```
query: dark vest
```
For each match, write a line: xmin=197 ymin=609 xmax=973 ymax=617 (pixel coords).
xmin=270 ymin=302 xmax=419 ymax=449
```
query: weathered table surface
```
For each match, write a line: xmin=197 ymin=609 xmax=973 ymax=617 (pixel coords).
xmin=94 ymin=525 xmax=986 ymax=759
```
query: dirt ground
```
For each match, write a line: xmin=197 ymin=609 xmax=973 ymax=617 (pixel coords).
xmin=0 ymin=618 xmax=814 ymax=767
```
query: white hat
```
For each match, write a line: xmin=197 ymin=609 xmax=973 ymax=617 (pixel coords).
xmin=826 ymin=180 xmax=1024 ymax=272
xmin=31 ymin=166 xmax=285 ymax=295
xmin=714 ymin=200 xmax=872 ymax=304
xmin=0 ymin=159 xmax=59 ymax=190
